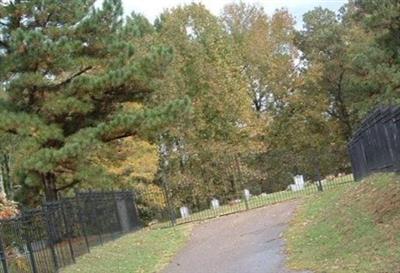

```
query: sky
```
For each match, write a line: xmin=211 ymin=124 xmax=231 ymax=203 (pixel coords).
xmin=120 ymin=0 xmax=348 ymax=29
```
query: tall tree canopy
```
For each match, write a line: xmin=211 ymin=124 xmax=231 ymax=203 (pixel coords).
xmin=222 ymin=3 xmax=298 ymax=113
xmin=151 ymin=4 xmax=258 ymax=202
xmin=297 ymin=2 xmax=399 ymax=139
xmin=0 ymin=0 xmax=398 ymax=207
xmin=0 ymin=0 xmax=189 ymax=202
xmin=349 ymin=0 xmax=400 ymax=111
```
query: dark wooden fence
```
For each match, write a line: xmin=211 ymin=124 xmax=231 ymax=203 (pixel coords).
xmin=0 ymin=190 xmax=140 ymax=273
xmin=348 ymin=106 xmax=400 ymax=181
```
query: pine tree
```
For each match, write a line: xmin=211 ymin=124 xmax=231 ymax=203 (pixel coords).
xmin=0 ymin=0 xmax=189 ymax=202
xmin=348 ymin=0 xmax=400 ymax=112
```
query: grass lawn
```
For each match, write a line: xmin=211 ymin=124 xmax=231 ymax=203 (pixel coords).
xmin=61 ymin=225 xmax=191 ymax=273
xmin=285 ymin=173 xmax=400 ymax=273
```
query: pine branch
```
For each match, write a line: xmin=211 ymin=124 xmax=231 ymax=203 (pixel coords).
xmin=51 ymin=66 xmax=93 ymax=89
xmin=0 ymin=40 xmax=9 ymax=50
xmin=327 ymin=109 xmax=340 ymax=119
xmin=4 ymin=129 xmax=17 ymax=135
xmin=44 ymin=12 xmax=53 ymax=27
xmin=56 ymin=179 xmax=80 ymax=192
xmin=101 ymin=131 xmax=137 ymax=142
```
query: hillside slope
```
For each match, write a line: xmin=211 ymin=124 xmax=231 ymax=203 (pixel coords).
xmin=286 ymin=173 xmax=400 ymax=273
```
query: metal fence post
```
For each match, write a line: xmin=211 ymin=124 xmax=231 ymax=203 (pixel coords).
xmin=0 ymin=233 xmax=9 ymax=273
xmin=89 ymin=191 xmax=103 ymax=245
xmin=43 ymin=204 xmax=59 ymax=270
xmin=21 ymin=212 xmax=39 ymax=273
xmin=161 ymin=172 xmax=176 ymax=226
xmin=129 ymin=190 xmax=140 ymax=230
xmin=159 ymin=142 xmax=177 ymax=227
xmin=26 ymin=241 xmax=38 ymax=273
xmin=242 ymin=190 xmax=250 ymax=210
xmin=75 ymin=190 xmax=91 ymax=253
xmin=316 ymin=162 xmax=324 ymax=192
xmin=112 ymin=190 xmax=123 ymax=234
xmin=60 ymin=199 xmax=76 ymax=263
xmin=235 ymin=156 xmax=249 ymax=210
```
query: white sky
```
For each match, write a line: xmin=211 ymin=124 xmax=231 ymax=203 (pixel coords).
xmin=121 ymin=0 xmax=347 ymax=29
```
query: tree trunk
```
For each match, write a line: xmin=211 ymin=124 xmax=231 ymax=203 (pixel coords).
xmin=2 ymin=154 xmax=12 ymax=199
xmin=335 ymin=70 xmax=353 ymax=140
xmin=0 ymin=158 xmax=5 ymax=194
xmin=42 ymin=172 xmax=58 ymax=201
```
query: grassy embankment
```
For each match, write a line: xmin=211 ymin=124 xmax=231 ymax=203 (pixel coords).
xmin=61 ymin=225 xmax=191 ymax=273
xmin=286 ymin=173 xmax=400 ymax=273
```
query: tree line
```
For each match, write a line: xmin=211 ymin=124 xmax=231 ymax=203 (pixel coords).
xmin=0 ymin=0 xmax=398 ymax=205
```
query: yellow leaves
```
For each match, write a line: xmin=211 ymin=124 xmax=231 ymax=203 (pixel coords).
xmin=150 ymin=3 xmax=260 ymax=154
xmin=135 ymin=183 xmax=167 ymax=209
xmin=121 ymin=101 xmax=144 ymax=112
xmin=100 ymin=136 xmax=159 ymax=183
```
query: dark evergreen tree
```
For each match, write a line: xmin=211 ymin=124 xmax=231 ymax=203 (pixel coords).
xmin=349 ymin=0 xmax=400 ymax=112
xmin=0 ymin=0 xmax=189 ymax=202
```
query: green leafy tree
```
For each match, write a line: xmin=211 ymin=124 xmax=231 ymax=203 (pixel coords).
xmin=222 ymin=3 xmax=299 ymax=113
xmin=297 ymin=7 xmax=355 ymax=140
xmin=0 ymin=0 xmax=189 ymax=202
xmin=264 ymin=62 xmax=350 ymax=190
xmin=298 ymin=3 xmax=399 ymax=137
xmin=150 ymin=4 xmax=258 ymax=204
xmin=222 ymin=3 xmax=311 ymax=192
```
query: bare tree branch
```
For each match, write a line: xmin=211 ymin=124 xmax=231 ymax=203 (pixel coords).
xmin=56 ymin=179 xmax=80 ymax=192
xmin=51 ymin=66 xmax=93 ymax=89
xmin=0 ymin=40 xmax=9 ymax=50
xmin=101 ymin=131 xmax=137 ymax=143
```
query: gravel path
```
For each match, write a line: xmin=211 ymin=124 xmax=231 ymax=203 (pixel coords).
xmin=162 ymin=201 xmax=311 ymax=273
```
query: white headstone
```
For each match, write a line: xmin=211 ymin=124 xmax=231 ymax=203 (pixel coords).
xmin=180 ymin=206 xmax=190 ymax=219
xmin=211 ymin=198 xmax=220 ymax=209
xmin=290 ymin=175 xmax=305 ymax=191
xmin=294 ymin=175 xmax=305 ymax=186
xmin=0 ymin=173 xmax=4 ymax=194
xmin=290 ymin=184 xmax=301 ymax=192
xmin=244 ymin=189 xmax=251 ymax=201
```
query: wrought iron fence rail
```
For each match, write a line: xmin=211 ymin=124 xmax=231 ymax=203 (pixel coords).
xmin=0 ymin=190 xmax=140 ymax=273
xmin=348 ymin=106 xmax=400 ymax=180
xmin=146 ymin=174 xmax=355 ymax=228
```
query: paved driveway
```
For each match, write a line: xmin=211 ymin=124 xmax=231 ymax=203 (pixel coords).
xmin=162 ymin=201 xmax=312 ymax=273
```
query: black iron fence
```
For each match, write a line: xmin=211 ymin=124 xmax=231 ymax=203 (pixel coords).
xmin=348 ymin=106 xmax=400 ymax=180
xmin=143 ymin=173 xmax=355 ymax=228
xmin=0 ymin=190 xmax=140 ymax=273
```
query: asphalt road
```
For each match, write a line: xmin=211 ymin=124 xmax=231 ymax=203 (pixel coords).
xmin=162 ymin=201 xmax=312 ymax=273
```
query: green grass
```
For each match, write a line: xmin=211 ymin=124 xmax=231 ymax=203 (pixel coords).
xmin=61 ymin=225 xmax=191 ymax=273
xmin=285 ymin=173 xmax=400 ymax=273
